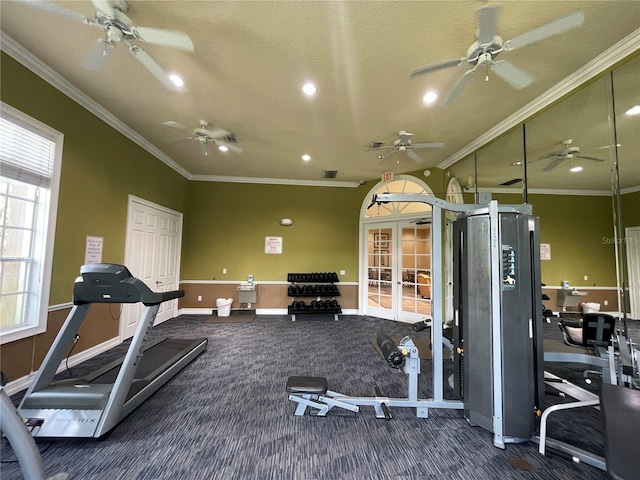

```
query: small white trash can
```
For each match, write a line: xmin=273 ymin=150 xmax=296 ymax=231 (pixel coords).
xmin=216 ymin=298 xmax=233 ymax=317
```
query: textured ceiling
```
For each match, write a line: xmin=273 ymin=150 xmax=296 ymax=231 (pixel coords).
xmin=1 ymin=1 xmax=638 ymax=190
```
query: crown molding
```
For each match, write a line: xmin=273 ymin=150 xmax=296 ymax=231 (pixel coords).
xmin=0 ymin=31 xmax=191 ymax=179
xmin=621 ymin=185 xmax=640 ymax=195
xmin=438 ymin=29 xmax=640 ymax=170
xmin=479 ymin=186 xmax=619 ymax=196
xmin=189 ymin=174 xmax=360 ymax=188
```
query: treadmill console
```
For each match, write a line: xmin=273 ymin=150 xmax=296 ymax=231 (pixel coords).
xmin=73 ymin=264 xmax=184 ymax=305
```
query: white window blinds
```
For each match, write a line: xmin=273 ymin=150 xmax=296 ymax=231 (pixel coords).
xmin=0 ymin=115 xmax=56 ymax=187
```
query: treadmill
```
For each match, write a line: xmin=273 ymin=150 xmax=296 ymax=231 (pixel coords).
xmin=18 ymin=264 xmax=208 ymax=438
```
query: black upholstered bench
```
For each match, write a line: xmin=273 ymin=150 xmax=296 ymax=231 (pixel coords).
xmin=286 ymin=376 xmax=358 ymax=416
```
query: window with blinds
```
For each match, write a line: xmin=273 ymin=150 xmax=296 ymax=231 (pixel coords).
xmin=0 ymin=103 xmax=62 ymax=343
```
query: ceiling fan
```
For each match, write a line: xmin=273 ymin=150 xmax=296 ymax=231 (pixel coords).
xmin=410 ymin=3 xmax=584 ymax=105
xmin=162 ymin=120 xmax=243 ymax=156
xmin=22 ymin=0 xmax=194 ymax=91
xmin=531 ymin=139 xmax=604 ymax=171
xmin=370 ymin=131 xmax=444 ymax=164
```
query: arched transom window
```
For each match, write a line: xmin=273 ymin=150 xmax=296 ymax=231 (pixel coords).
xmin=361 ymin=175 xmax=434 ymax=219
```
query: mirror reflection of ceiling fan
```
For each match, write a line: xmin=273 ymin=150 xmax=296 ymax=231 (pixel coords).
xmin=369 ymin=131 xmax=444 ymax=164
xmin=410 ymin=3 xmax=584 ymax=105
xmin=162 ymin=120 xmax=243 ymax=156
xmin=532 ymin=139 xmax=605 ymax=171
xmin=22 ymin=0 xmax=194 ymax=91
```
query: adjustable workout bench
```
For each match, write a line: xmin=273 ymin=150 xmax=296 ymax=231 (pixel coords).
xmin=285 ymin=376 xmax=359 ymax=416
xmin=286 ymin=334 xmax=461 ymax=419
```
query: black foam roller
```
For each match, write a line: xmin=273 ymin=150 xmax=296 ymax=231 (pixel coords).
xmin=376 ymin=334 xmax=405 ymax=369
xmin=412 ymin=320 xmax=429 ymax=332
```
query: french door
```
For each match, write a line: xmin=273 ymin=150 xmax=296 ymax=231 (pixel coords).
xmin=364 ymin=221 xmax=432 ymax=322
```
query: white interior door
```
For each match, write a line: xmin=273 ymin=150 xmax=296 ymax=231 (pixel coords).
xmin=626 ymin=226 xmax=640 ymax=320
xmin=121 ymin=196 xmax=182 ymax=340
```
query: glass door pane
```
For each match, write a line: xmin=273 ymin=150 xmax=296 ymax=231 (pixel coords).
xmin=366 ymin=225 xmax=394 ymax=320
xmin=400 ymin=225 xmax=432 ymax=321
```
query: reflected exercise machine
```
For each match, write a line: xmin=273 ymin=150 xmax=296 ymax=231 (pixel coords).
xmin=18 ymin=264 xmax=208 ymax=438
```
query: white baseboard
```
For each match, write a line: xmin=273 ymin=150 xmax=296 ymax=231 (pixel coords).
xmin=178 ymin=308 xmax=213 ymax=315
xmin=4 ymin=337 xmax=121 ymax=397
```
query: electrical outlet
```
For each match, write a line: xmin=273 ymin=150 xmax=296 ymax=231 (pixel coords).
xmin=197 ymin=296 xmax=202 ymax=302
xmin=604 ymin=300 xmax=608 ymax=306
xmin=583 ymin=275 xmax=588 ymax=281
xmin=223 ymin=268 xmax=227 ymax=274
xmin=340 ymin=270 xmax=345 ymax=276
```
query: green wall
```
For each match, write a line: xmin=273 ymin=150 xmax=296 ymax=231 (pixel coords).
xmin=182 ymin=181 xmax=366 ymax=282
xmin=1 ymin=53 xmax=189 ymax=304
xmin=622 ymin=191 xmax=640 ymax=227
xmin=3 ymin=51 xmax=633 ymax=299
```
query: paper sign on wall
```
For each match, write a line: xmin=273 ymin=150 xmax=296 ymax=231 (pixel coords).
xmin=540 ymin=243 xmax=551 ymax=261
xmin=85 ymin=236 xmax=103 ymax=264
xmin=265 ymin=236 xmax=283 ymax=254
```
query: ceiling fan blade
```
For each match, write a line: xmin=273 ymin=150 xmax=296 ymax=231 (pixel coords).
xmin=214 ymin=140 xmax=243 ymax=154
xmin=162 ymin=121 xmax=190 ymax=132
xmin=129 ymin=46 xmax=179 ymax=91
xmin=442 ymin=69 xmax=476 ymax=105
xmin=410 ymin=58 xmax=467 ymax=78
xmin=504 ymin=11 xmax=585 ymax=51
xmin=543 ymin=158 xmax=564 ymax=171
xmin=490 ymin=60 xmax=534 ymax=90
xmin=477 ymin=4 xmax=500 ymax=45
xmin=84 ymin=39 xmax=114 ymax=71
xmin=91 ymin=0 xmax=116 ymax=17
xmin=576 ymin=155 xmax=605 ymax=162
xmin=23 ymin=0 xmax=92 ymax=23
xmin=412 ymin=141 xmax=445 ymax=149
xmin=406 ymin=149 xmax=424 ymax=164
xmin=135 ymin=26 xmax=195 ymax=52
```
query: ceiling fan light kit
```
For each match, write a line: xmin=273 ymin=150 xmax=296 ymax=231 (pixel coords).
xmin=23 ymin=0 xmax=195 ymax=91
xmin=410 ymin=4 xmax=585 ymax=105
xmin=371 ymin=131 xmax=444 ymax=165
xmin=162 ymin=120 xmax=243 ymax=156
xmin=530 ymin=139 xmax=604 ymax=172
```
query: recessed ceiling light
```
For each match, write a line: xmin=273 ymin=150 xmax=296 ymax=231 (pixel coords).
xmin=302 ymin=83 xmax=317 ymax=96
xmin=625 ymin=105 xmax=640 ymax=116
xmin=422 ymin=91 xmax=438 ymax=104
xmin=570 ymin=166 xmax=583 ymax=172
xmin=218 ymin=145 xmax=229 ymax=152
xmin=302 ymin=154 xmax=311 ymax=161
xmin=169 ymin=74 xmax=184 ymax=88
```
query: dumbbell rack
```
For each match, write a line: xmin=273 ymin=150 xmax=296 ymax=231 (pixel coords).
xmin=287 ymin=272 xmax=342 ymax=322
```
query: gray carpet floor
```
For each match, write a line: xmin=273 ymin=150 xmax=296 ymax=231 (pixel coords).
xmin=3 ymin=314 xmax=637 ymax=479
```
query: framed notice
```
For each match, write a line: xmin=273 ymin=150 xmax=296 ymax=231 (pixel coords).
xmin=265 ymin=236 xmax=283 ymax=254
xmin=85 ymin=236 xmax=103 ymax=264
xmin=540 ymin=243 xmax=551 ymax=261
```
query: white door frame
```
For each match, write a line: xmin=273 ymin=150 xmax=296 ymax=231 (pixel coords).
xmin=625 ymin=226 xmax=640 ymax=320
xmin=121 ymin=195 xmax=183 ymax=340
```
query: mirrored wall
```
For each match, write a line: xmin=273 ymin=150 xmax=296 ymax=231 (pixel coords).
xmin=445 ymin=53 xmax=640 ymax=320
